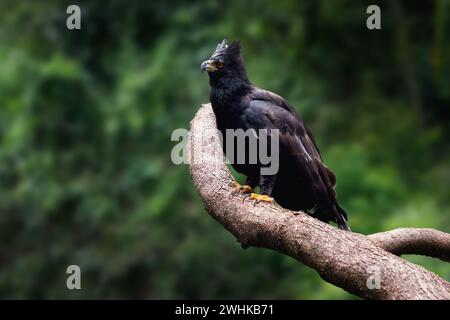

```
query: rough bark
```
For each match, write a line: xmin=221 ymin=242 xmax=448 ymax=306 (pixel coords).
xmin=369 ymin=228 xmax=450 ymax=263
xmin=188 ymin=103 xmax=450 ymax=300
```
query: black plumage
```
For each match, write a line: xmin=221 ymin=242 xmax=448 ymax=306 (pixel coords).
xmin=201 ymin=39 xmax=350 ymax=231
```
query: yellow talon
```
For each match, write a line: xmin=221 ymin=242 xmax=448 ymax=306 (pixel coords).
xmin=231 ymin=181 xmax=253 ymax=194
xmin=239 ymin=185 xmax=253 ymax=193
xmin=249 ymin=193 xmax=273 ymax=203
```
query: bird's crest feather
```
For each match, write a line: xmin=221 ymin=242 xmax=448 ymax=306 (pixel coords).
xmin=212 ymin=39 xmax=241 ymax=59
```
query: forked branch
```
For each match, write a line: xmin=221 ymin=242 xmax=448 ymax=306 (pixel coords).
xmin=188 ymin=104 xmax=450 ymax=300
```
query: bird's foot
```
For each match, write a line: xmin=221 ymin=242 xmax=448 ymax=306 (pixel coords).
xmin=249 ymin=193 xmax=273 ymax=204
xmin=231 ymin=181 xmax=253 ymax=194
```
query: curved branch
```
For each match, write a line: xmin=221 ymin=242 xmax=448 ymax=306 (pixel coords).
xmin=188 ymin=103 xmax=450 ymax=300
xmin=369 ymin=228 xmax=450 ymax=262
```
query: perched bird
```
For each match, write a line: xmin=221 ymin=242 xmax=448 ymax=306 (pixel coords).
xmin=201 ymin=39 xmax=350 ymax=231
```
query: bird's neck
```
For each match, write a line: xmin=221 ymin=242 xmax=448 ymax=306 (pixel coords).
xmin=209 ymin=74 xmax=252 ymax=107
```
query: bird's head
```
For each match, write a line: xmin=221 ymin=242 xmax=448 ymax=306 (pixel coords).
xmin=201 ymin=39 xmax=249 ymax=87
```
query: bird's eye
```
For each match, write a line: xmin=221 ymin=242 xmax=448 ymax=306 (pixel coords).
xmin=216 ymin=61 xmax=224 ymax=69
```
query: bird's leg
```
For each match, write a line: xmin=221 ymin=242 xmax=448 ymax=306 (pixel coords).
xmin=249 ymin=174 xmax=276 ymax=203
xmin=238 ymin=177 xmax=259 ymax=202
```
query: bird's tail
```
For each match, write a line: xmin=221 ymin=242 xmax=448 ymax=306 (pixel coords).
xmin=315 ymin=204 xmax=350 ymax=231
xmin=308 ymin=160 xmax=351 ymax=231
xmin=334 ymin=204 xmax=351 ymax=231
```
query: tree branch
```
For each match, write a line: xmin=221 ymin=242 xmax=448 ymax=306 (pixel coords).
xmin=369 ymin=228 xmax=450 ymax=263
xmin=188 ymin=103 xmax=450 ymax=300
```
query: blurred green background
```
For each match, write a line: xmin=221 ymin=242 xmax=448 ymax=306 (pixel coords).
xmin=0 ymin=0 xmax=449 ymax=299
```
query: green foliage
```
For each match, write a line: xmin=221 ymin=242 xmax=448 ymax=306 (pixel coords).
xmin=0 ymin=0 xmax=448 ymax=299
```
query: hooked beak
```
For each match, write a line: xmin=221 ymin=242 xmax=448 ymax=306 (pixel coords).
xmin=200 ymin=60 xmax=217 ymax=72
